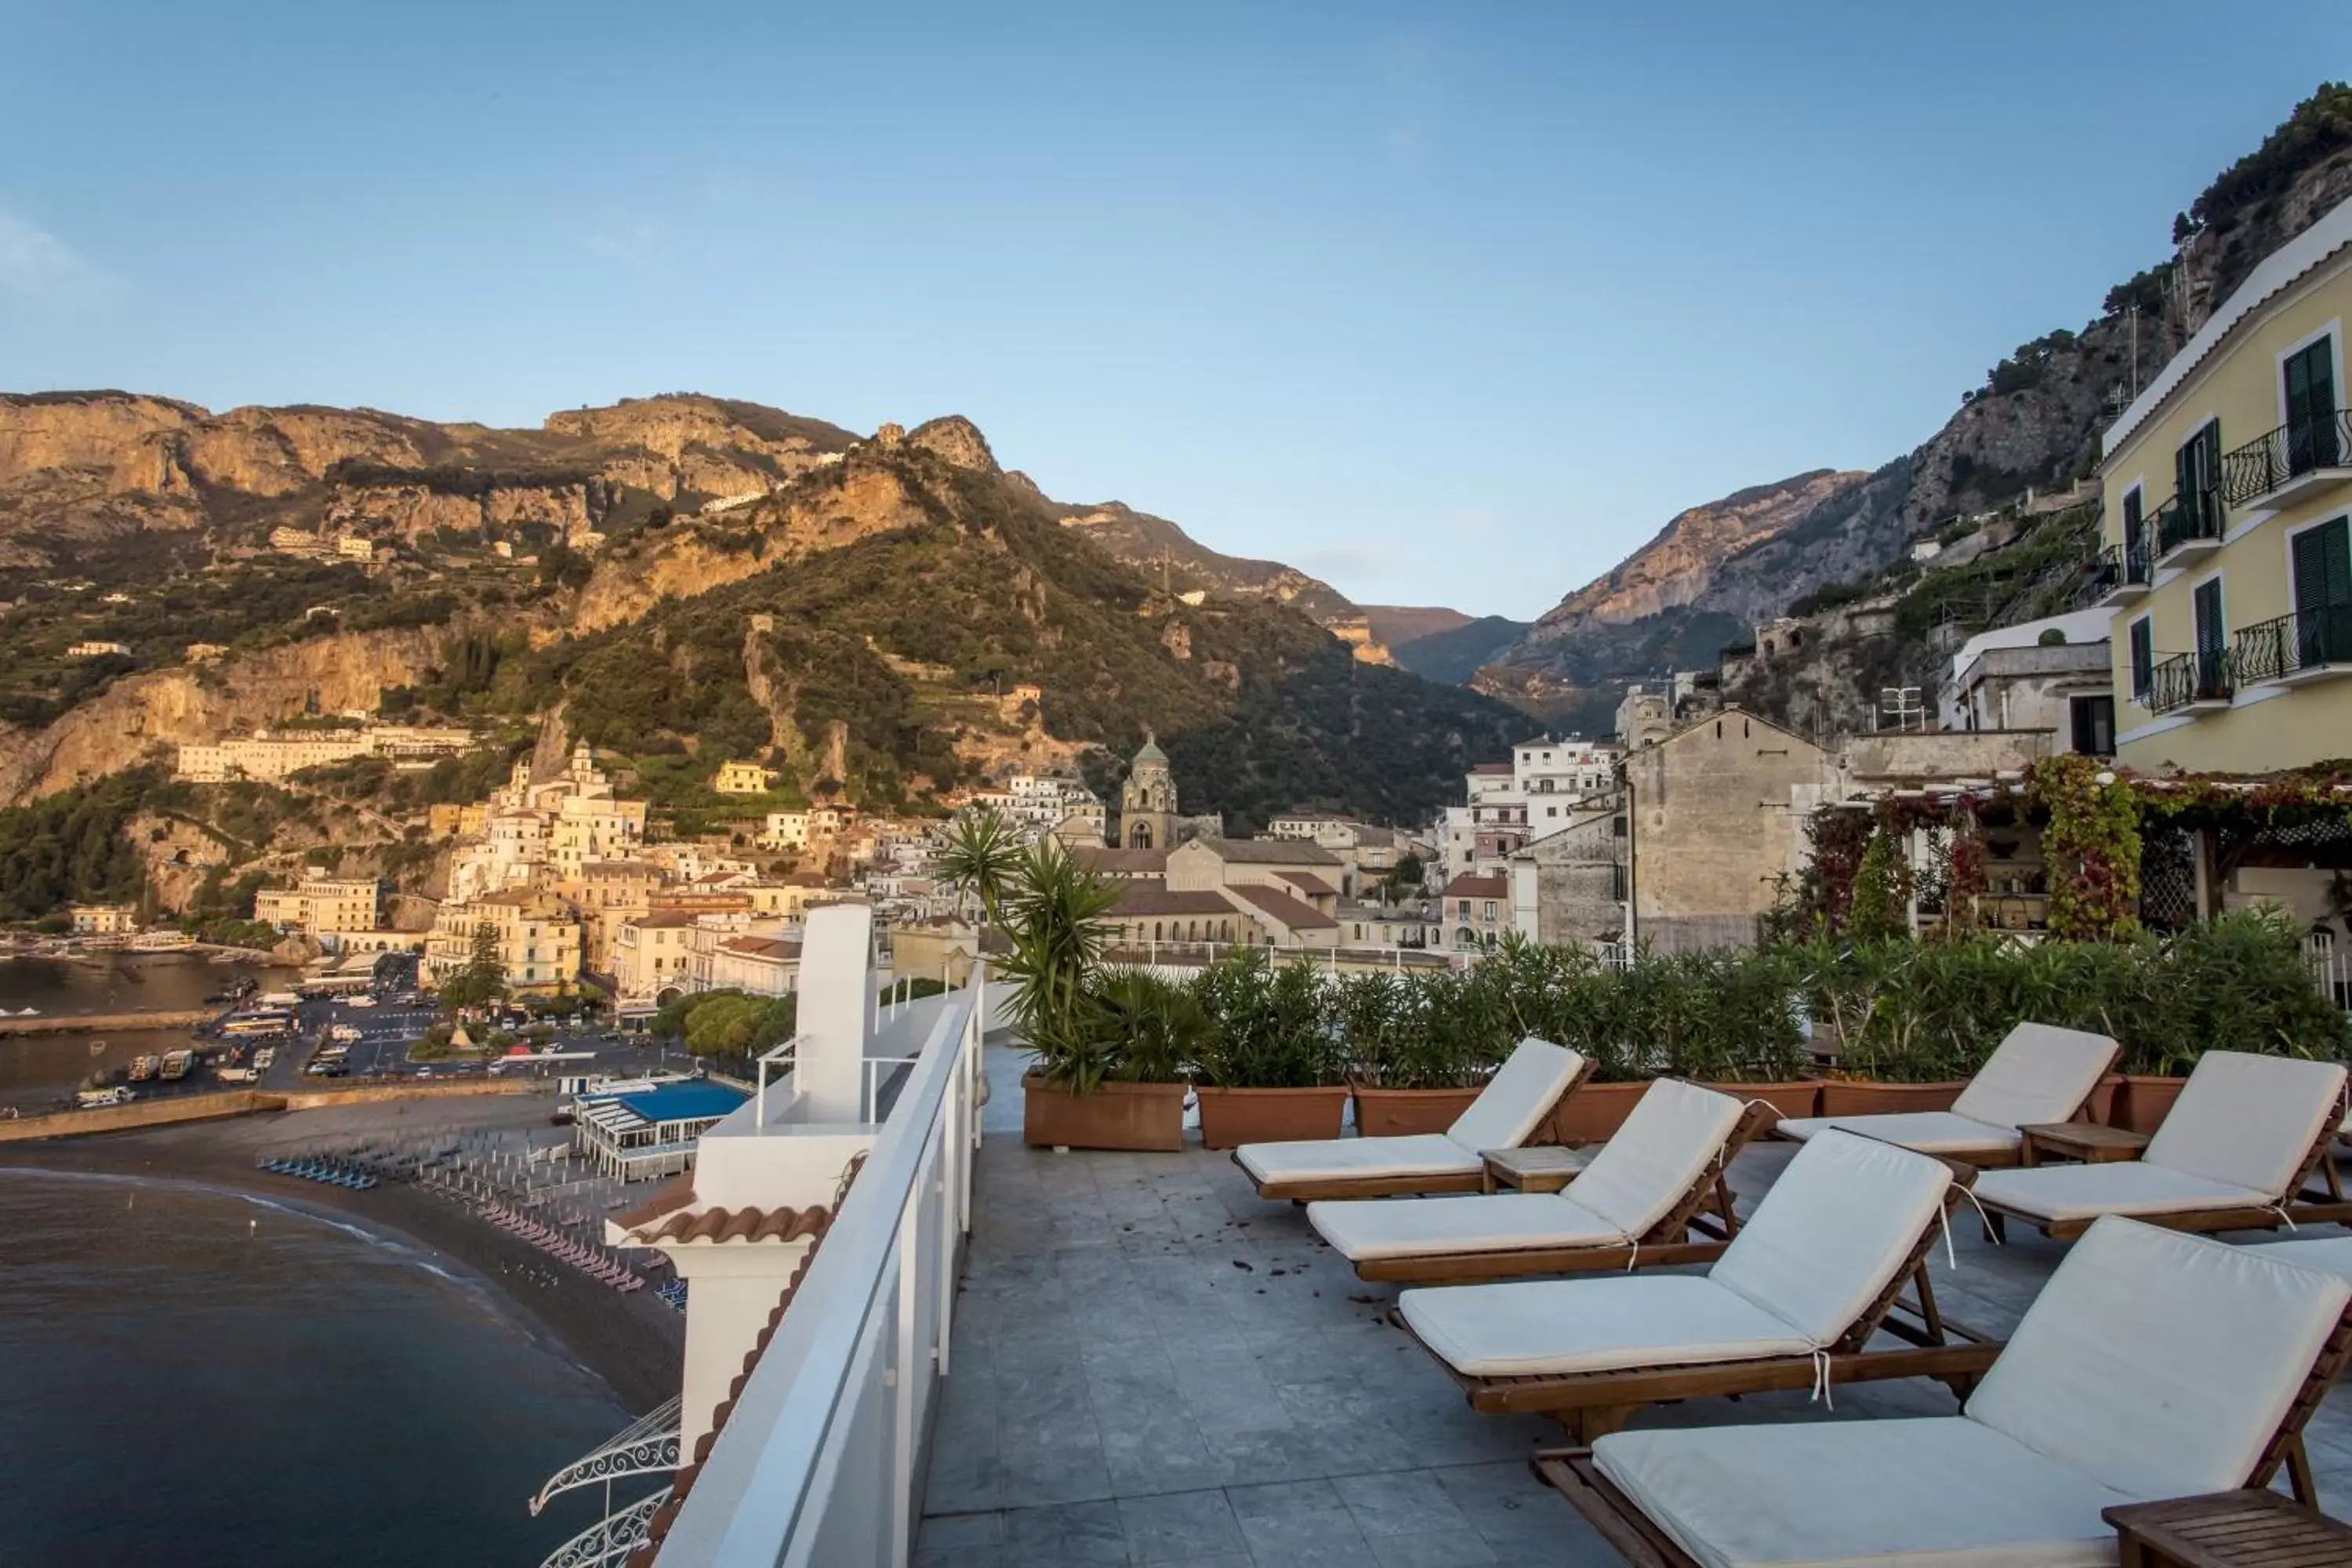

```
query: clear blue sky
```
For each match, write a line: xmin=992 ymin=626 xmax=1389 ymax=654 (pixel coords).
xmin=2 ymin=4 xmax=2341 ymax=620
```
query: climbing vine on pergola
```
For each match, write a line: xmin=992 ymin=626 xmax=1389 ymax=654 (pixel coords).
xmin=1791 ymin=757 xmax=2352 ymax=942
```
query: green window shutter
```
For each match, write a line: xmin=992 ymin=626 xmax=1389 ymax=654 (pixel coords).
xmin=2129 ymin=617 xmax=2154 ymax=697
xmin=2194 ymin=579 xmax=2224 ymax=654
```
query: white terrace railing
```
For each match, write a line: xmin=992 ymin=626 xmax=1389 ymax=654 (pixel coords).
xmin=655 ymin=963 xmax=985 ymax=1568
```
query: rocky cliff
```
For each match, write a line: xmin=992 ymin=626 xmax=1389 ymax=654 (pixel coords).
xmin=1479 ymin=85 xmax=2352 ymax=738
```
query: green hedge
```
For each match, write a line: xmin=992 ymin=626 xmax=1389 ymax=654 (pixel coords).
xmin=1158 ymin=909 xmax=2347 ymax=1089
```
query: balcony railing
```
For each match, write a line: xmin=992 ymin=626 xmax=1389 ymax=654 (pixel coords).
xmin=2143 ymin=649 xmax=2235 ymax=714
xmin=656 ymin=967 xmax=984 ymax=1566
xmin=2149 ymin=488 xmax=2226 ymax=561
xmin=2232 ymin=602 xmax=2352 ymax=685
xmin=2084 ymin=537 xmax=2154 ymax=604
xmin=2221 ymin=410 xmax=2352 ymax=505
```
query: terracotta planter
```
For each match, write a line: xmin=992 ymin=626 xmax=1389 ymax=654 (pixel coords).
xmin=1022 ymin=1073 xmax=1186 ymax=1151
xmin=2105 ymin=1073 xmax=2188 ymax=1135
xmin=1697 ymin=1080 xmax=1822 ymax=1127
xmin=1817 ymin=1080 xmax=1968 ymax=1118
xmin=1350 ymin=1081 xmax=1481 ymax=1138
xmin=1195 ymin=1085 xmax=1352 ymax=1150
xmin=1548 ymin=1080 xmax=1651 ymax=1146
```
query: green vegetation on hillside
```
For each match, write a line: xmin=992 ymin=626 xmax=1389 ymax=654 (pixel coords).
xmin=1388 ymin=615 xmax=1533 ymax=686
xmin=0 ymin=766 xmax=165 ymax=920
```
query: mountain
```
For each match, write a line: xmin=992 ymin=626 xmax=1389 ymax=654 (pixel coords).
xmin=1359 ymin=604 xmax=1475 ymax=649
xmin=1387 ymin=614 xmax=1532 ymax=685
xmin=1477 ymin=83 xmax=2352 ymax=738
xmin=0 ymin=397 xmax=1525 ymax=843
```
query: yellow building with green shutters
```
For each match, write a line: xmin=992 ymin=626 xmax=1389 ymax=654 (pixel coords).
xmin=2097 ymin=197 xmax=2352 ymax=774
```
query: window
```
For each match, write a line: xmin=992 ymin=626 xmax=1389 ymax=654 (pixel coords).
xmin=2292 ymin=516 xmax=2352 ymax=666
xmin=2285 ymin=336 xmax=2341 ymax=473
xmin=2122 ymin=485 xmax=2143 ymax=548
xmin=2176 ymin=419 xmax=2221 ymax=505
xmin=2070 ymin=695 xmax=2114 ymax=756
xmin=1457 ymin=899 xmax=1471 ymax=919
xmin=2128 ymin=615 xmax=2154 ymax=702
xmin=1482 ymin=900 xmax=1497 ymax=921
xmin=2193 ymin=577 xmax=2227 ymax=694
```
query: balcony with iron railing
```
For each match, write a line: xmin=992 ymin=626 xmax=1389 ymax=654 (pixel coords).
xmin=2221 ymin=409 xmax=2352 ymax=509
xmin=2149 ymin=488 xmax=2227 ymax=566
xmin=2084 ymin=535 xmax=2154 ymax=606
xmin=2141 ymin=648 xmax=2236 ymax=715
xmin=2232 ymin=602 xmax=2352 ymax=688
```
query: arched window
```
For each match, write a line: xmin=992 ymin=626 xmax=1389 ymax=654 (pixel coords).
xmin=1153 ymin=921 xmax=1163 ymax=942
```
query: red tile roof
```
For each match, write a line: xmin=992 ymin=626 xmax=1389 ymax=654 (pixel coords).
xmin=625 ymin=1203 xmax=831 ymax=1247
xmin=1275 ymin=869 xmax=1338 ymax=897
xmin=1443 ymin=873 xmax=1508 ymax=899
xmin=628 ymin=1159 xmax=862 ymax=1565
xmin=1226 ymin=883 xmax=1338 ymax=931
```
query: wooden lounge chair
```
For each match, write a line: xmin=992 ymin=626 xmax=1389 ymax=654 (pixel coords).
xmin=1394 ymin=1131 xmax=1998 ymax=1442
xmin=1973 ymin=1051 xmax=2352 ymax=1241
xmin=1307 ymin=1080 xmax=1771 ymax=1285
xmin=1774 ymin=1021 xmax=2120 ymax=1169
xmin=1232 ymin=1038 xmax=1592 ymax=1202
xmin=1537 ymin=1216 xmax=2352 ymax=1567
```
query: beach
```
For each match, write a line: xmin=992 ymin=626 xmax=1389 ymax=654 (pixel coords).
xmin=0 ymin=1092 xmax=685 ymax=1413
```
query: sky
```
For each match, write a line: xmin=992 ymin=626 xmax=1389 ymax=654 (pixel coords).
xmin=1 ymin=4 xmax=2343 ymax=620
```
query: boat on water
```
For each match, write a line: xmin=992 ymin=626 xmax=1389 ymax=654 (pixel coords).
xmin=159 ymin=1049 xmax=194 ymax=1082
xmin=128 ymin=1054 xmax=162 ymax=1082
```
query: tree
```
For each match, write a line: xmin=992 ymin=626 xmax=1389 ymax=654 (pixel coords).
xmin=936 ymin=806 xmax=1023 ymax=929
xmin=437 ymin=920 xmax=506 ymax=1011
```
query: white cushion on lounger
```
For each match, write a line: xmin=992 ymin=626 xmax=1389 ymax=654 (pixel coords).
xmin=1308 ymin=1191 xmax=1624 ymax=1261
xmin=2246 ymin=1234 xmax=2352 ymax=1282
xmin=1445 ymin=1037 xmax=1585 ymax=1154
xmin=1233 ymin=1133 xmax=1478 ymax=1185
xmin=1775 ymin=1110 xmax=2020 ymax=1156
xmin=1563 ymin=1078 xmax=1744 ymax=1237
xmin=1595 ymin=1417 xmax=2129 ymax=1568
xmin=1706 ymin=1129 xmax=1951 ymax=1345
xmin=1972 ymin=1161 xmax=2267 ymax=1222
xmin=2140 ymin=1051 xmax=2347 ymax=1200
xmin=1967 ymin=1218 xmax=2352 ymax=1501
xmin=1399 ymin=1274 xmax=1811 ymax=1378
xmin=1948 ymin=1022 xmax=2121 ymax=1131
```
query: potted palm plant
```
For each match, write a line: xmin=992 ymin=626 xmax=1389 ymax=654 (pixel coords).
xmin=1006 ymin=838 xmax=1189 ymax=1150
xmin=1189 ymin=952 xmax=1352 ymax=1149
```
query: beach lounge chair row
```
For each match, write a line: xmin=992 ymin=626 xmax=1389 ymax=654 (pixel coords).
xmin=257 ymin=1156 xmax=379 ymax=1190
xmin=478 ymin=1200 xmax=645 ymax=1291
xmin=1541 ymin=1211 xmax=2352 ymax=1568
xmin=1313 ymin=1040 xmax=2352 ymax=1566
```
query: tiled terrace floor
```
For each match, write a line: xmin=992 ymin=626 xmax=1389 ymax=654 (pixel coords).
xmin=918 ymin=1046 xmax=2352 ymax=1565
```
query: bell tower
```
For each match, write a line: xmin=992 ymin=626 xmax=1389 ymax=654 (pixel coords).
xmin=1118 ymin=732 xmax=1176 ymax=851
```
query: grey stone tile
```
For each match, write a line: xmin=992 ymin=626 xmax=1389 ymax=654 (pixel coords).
xmin=1236 ymin=1504 xmax=1374 ymax=1566
xmin=1225 ymin=1478 xmax=1344 ymax=1520
xmin=916 ymin=1509 xmax=1004 ymax=1548
xmin=913 ymin=1546 xmax=1005 ymax=1568
xmin=1118 ymin=1488 xmax=1247 ymax=1563
xmin=1334 ymin=1468 xmax=1475 ymax=1538
xmin=1005 ymin=1499 xmax=1131 ymax=1566
xmin=1369 ymin=1530 xmax=1501 ymax=1567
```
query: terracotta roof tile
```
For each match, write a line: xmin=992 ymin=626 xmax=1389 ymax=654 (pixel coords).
xmin=626 ymin=1203 xmax=833 ymax=1246
xmin=637 ymin=1236 xmax=829 ymax=1562
xmin=609 ymin=1174 xmax=699 ymax=1232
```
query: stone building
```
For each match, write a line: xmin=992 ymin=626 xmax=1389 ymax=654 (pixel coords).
xmin=1507 ymin=804 xmax=1627 ymax=952
xmin=255 ymin=869 xmax=382 ymax=935
xmin=1113 ymin=733 xmax=1218 ymax=850
xmin=1118 ymin=735 xmax=1177 ymax=850
xmin=1622 ymin=708 xmax=1835 ymax=953
xmin=424 ymin=888 xmax=584 ymax=993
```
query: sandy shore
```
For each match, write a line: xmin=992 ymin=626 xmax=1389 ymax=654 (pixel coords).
xmin=0 ymin=1095 xmax=685 ymax=1412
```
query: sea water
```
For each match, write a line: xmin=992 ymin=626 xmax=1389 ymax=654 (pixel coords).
xmin=0 ymin=1171 xmax=637 ymax=1566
